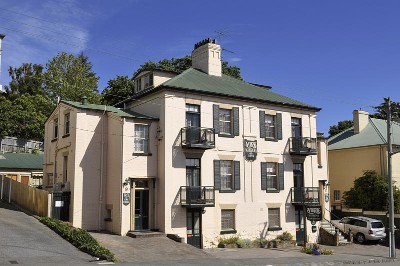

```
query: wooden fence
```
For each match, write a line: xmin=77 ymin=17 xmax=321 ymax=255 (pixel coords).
xmin=0 ymin=175 xmax=50 ymax=217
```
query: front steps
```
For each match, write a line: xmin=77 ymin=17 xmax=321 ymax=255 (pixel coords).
xmin=320 ymin=220 xmax=351 ymax=246
xmin=127 ymin=230 xmax=166 ymax=238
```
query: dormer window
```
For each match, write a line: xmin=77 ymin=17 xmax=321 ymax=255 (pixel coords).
xmin=144 ymin=73 xmax=153 ymax=89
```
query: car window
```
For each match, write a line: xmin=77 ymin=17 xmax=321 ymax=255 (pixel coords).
xmin=347 ymin=218 xmax=357 ymax=225
xmin=340 ymin=218 xmax=351 ymax=224
xmin=371 ymin=222 xmax=384 ymax=228
xmin=353 ymin=220 xmax=367 ymax=227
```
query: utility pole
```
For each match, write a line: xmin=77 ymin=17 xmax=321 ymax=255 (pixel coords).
xmin=385 ymin=97 xmax=396 ymax=258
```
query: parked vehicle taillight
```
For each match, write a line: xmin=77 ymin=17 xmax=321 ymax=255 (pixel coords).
xmin=368 ymin=230 xmax=373 ymax=235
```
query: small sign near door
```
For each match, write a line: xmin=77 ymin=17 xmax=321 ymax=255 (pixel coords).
xmin=123 ymin=193 xmax=130 ymax=206
xmin=244 ymin=139 xmax=257 ymax=161
xmin=306 ymin=205 xmax=322 ymax=222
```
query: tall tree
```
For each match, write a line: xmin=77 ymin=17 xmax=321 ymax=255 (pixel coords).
xmin=133 ymin=55 xmax=242 ymax=80
xmin=0 ymin=94 xmax=53 ymax=140
xmin=4 ymin=63 xmax=44 ymax=97
xmin=43 ymin=52 xmax=101 ymax=103
xmin=343 ymin=170 xmax=400 ymax=212
xmin=372 ymin=100 xmax=400 ymax=120
xmin=328 ymin=120 xmax=354 ymax=138
xmin=101 ymin=75 xmax=134 ymax=106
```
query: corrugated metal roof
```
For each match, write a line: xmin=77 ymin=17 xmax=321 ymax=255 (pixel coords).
xmin=0 ymin=153 xmax=43 ymax=170
xmin=161 ymin=68 xmax=320 ymax=111
xmin=61 ymin=100 xmax=157 ymax=120
xmin=328 ymin=118 xmax=400 ymax=150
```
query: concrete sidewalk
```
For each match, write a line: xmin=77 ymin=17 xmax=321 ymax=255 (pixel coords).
xmin=90 ymin=232 xmax=400 ymax=265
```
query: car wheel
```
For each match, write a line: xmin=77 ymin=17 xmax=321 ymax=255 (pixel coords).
xmin=356 ymin=233 xmax=365 ymax=244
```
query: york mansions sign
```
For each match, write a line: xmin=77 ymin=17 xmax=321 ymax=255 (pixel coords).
xmin=244 ymin=140 xmax=257 ymax=161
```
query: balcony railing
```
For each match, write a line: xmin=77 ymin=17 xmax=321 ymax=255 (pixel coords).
xmin=180 ymin=186 xmax=215 ymax=207
xmin=290 ymin=187 xmax=320 ymax=205
xmin=289 ymin=137 xmax=317 ymax=156
xmin=181 ymin=127 xmax=215 ymax=149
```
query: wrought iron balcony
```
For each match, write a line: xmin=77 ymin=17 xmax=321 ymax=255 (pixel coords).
xmin=289 ymin=137 xmax=317 ymax=156
xmin=290 ymin=187 xmax=320 ymax=205
xmin=180 ymin=186 xmax=215 ymax=207
xmin=181 ymin=127 xmax=215 ymax=149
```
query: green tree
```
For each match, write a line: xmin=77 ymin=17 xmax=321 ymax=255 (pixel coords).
xmin=372 ymin=100 xmax=400 ymax=120
xmin=0 ymin=94 xmax=53 ymax=140
xmin=133 ymin=55 xmax=242 ymax=80
xmin=328 ymin=120 xmax=354 ymax=137
xmin=43 ymin=52 xmax=101 ymax=103
xmin=4 ymin=63 xmax=44 ymax=97
xmin=101 ymin=75 xmax=134 ymax=106
xmin=343 ymin=170 xmax=400 ymax=213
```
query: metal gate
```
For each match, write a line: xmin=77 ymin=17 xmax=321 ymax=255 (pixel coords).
xmin=52 ymin=192 xmax=71 ymax=221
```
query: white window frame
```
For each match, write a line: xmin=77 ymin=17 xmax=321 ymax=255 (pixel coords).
xmin=265 ymin=114 xmax=276 ymax=139
xmin=134 ymin=124 xmax=149 ymax=153
xmin=221 ymin=209 xmax=235 ymax=231
xmin=268 ymin=208 xmax=281 ymax=230
xmin=219 ymin=108 xmax=232 ymax=135
xmin=220 ymin=160 xmax=233 ymax=191
xmin=266 ymin=162 xmax=278 ymax=190
xmin=334 ymin=190 xmax=341 ymax=201
xmin=47 ymin=173 xmax=54 ymax=187
xmin=53 ymin=118 xmax=58 ymax=139
xmin=64 ymin=113 xmax=70 ymax=136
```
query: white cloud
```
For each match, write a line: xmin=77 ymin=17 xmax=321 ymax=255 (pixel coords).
xmin=230 ymin=57 xmax=242 ymax=62
xmin=0 ymin=0 xmax=94 ymax=85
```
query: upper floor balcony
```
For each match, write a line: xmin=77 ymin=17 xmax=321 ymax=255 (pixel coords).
xmin=180 ymin=186 xmax=215 ymax=208
xmin=181 ymin=127 xmax=215 ymax=149
xmin=290 ymin=187 xmax=320 ymax=205
xmin=289 ymin=137 xmax=317 ymax=156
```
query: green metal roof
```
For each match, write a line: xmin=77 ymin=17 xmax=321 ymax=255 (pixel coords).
xmin=160 ymin=68 xmax=320 ymax=111
xmin=61 ymin=100 xmax=157 ymax=120
xmin=0 ymin=153 xmax=43 ymax=170
xmin=328 ymin=118 xmax=400 ymax=150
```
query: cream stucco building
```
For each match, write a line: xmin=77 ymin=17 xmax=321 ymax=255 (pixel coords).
xmin=328 ymin=110 xmax=400 ymax=210
xmin=43 ymin=39 xmax=329 ymax=248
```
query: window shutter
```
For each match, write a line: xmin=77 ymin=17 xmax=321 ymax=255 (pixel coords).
xmin=213 ymin=104 xmax=220 ymax=134
xmin=234 ymin=161 xmax=240 ymax=190
xmin=261 ymin=162 xmax=267 ymax=190
xmin=233 ymin=107 xmax=240 ymax=136
xmin=278 ymin=163 xmax=284 ymax=190
xmin=214 ymin=160 xmax=221 ymax=190
xmin=276 ymin=113 xmax=283 ymax=140
xmin=259 ymin=111 xmax=266 ymax=138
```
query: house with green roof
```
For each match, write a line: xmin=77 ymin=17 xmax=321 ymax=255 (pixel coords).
xmin=0 ymin=153 xmax=43 ymax=187
xmin=328 ymin=110 xmax=400 ymax=210
xmin=43 ymin=38 xmax=329 ymax=248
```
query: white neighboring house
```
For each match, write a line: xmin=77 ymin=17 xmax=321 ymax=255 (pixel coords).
xmin=43 ymin=39 xmax=329 ymax=248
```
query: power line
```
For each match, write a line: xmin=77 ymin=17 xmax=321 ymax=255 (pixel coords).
xmin=0 ymin=25 xmax=135 ymax=61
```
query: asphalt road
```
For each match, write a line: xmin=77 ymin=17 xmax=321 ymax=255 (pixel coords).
xmin=0 ymin=200 xmax=95 ymax=265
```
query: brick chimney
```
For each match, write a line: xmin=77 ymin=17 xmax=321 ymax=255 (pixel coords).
xmin=191 ymin=38 xmax=222 ymax=77
xmin=353 ymin=110 xmax=369 ymax=134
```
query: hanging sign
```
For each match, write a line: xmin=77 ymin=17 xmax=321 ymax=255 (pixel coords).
xmin=123 ymin=193 xmax=130 ymax=206
xmin=306 ymin=205 xmax=322 ymax=222
xmin=244 ymin=139 xmax=257 ymax=161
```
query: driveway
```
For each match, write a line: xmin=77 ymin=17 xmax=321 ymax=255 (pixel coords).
xmin=0 ymin=200 xmax=94 ymax=265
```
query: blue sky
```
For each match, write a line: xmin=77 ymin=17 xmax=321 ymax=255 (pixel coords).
xmin=0 ymin=0 xmax=399 ymax=135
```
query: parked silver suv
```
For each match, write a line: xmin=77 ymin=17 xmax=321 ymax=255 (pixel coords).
xmin=334 ymin=216 xmax=386 ymax=243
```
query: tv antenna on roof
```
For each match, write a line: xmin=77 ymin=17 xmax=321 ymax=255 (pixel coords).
xmin=214 ymin=30 xmax=235 ymax=54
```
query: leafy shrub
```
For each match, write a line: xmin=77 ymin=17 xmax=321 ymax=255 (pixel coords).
xmin=276 ymin=231 xmax=293 ymax=241
xmin=218 ymin=235 xmax=240 ymax=245
xmin=300 ymin=244 xmax=333 ymax=255
xmin=236 ymin=238 xmax=252 ymax=248
xmin=39 ymin=217 xmax=115 ymax=261
xmin=252 ymin=238 xmax=269 ymax=248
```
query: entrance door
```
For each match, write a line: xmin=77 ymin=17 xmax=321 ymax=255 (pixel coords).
xmin=187 ymin=209 xmax=202 ymax=248
xmin=21 ymin=176 xmax=29 ymax=185
xmin=134 ymin=190 xmax=149 ymax=230
xmin=295 ymin=206 xmax=305 ymax=244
